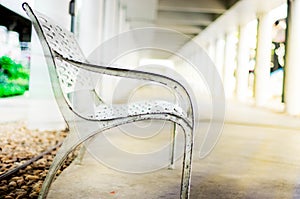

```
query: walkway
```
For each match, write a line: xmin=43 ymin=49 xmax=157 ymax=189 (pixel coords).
xmin=44 ymin=98 xmax=300 ymax=199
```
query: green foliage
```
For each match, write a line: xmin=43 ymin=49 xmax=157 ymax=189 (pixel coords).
xmin=0 ymin=71 xmax=8 ymax=84
xmin=0 ymin=82 xmax=26 ymax=97
xmin=0 ymin=56 xmax=30 ymax=97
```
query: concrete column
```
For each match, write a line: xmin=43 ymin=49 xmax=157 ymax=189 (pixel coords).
xmin=207 ymin=41 xmax=216 ymax=62
xmin=100 ymin=0 xmax=121 ymax=102
xmin=103 ymin=0 xmax=119 ymax=41
xmin=118 ymin=4 xmax=127 ymax=33
xmin=77 ymin=0 xmax=104 ymax=56
xmin=284 ymin=0 xmax=300 ymax=115
xmin=236 ymin=25 xmax=250 ymax=101
xmin=223 ymin=32 xmax=237 ymax=98
xmin=254 ymin=13 xmax=272 ymax=106
xmin=215 ymin=37 xmax=225 ymax=79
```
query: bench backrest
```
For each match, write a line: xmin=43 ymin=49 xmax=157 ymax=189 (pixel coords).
xmin=23 ymin=3 xmax=97 ymax=114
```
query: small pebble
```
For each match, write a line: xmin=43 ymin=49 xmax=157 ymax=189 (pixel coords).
xmin=0 ymin=122 xmax=78 ymax=198
xmin=0 ymin=185 xmax=8 ymax=191
xmin=8 ymin=181 xmax=17 ymax=188
xmin=21 ymin=185 xmax=28 ymax=190
xmin=11 ymin=176 xmax=22 ymax=181
xmin=25 ymin=175 xmax=39 ymax=181
xmin=29 ymin=192 xmax=38 ymax=198
xmin=16 ymin=179 xmax=24 ymax=186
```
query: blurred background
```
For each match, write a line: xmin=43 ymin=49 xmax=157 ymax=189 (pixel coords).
xmin=0 ymin=0 xmax=295 ymax=129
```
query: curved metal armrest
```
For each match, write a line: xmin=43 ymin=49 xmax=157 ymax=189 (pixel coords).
xmin=55 ymin=52 xmax=195 ymax=124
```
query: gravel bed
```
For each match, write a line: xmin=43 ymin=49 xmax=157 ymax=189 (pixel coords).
xmin=0 ymin=122 xmax=78 ymax=199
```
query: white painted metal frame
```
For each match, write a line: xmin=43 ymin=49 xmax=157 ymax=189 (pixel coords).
xmin=22 ymin=3 xmax=194 ymax=199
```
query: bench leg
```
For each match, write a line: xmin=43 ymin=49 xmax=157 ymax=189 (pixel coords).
xmin=38 ymin=121 xmax=192 ymax=199
xmin=74 ymin=144 xmax=86 ymax=165
xmin=75 ymin=136 xmax=98 ymax=165
xmin=38 ymin=131 xmax=85 ymax=199
xmin=168 ymin=122 xmax=176 ymax=169
xmin=180 ymin=126 xmax=193 ymax=199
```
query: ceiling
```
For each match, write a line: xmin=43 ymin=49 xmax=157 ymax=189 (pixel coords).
xmin=123 ymin=0 xmax=286 ymax=59
xmin=122 ymin=0 xmax=240 ymax=59
xmin=125 ymin=0 xmax=240 ymax=39
xmin=0 ymin=4 xmax=31 ymax=42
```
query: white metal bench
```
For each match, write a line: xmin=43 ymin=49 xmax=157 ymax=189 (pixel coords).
xmin=22 ymin=3 xmax=195 ymax=198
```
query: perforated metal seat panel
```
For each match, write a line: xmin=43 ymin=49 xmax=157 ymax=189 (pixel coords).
xmin=85 ymin=100 xmax=188 ymax=121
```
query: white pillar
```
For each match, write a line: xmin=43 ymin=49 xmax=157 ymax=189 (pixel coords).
xmin=118 ymin=4 xmax=128 ymax=33
xmin=254 ymin=13 xmax=272 ymax=106
xmin=223 ymin=32 xmax=237 ymax=98
xmin=77 ymin=0 xmax=104 ymax=56
xmin=99 ymin=0 xmax=122 ymax=102
xmin=207 ymin=41 xmax=216 ymax=62
xmin=236 ymin=25 xmax=250 ymax=101
xmin=102 ymin=0 xmax=119 ymax=41
xmin=215 ymin=37 xmax=225 ymax=79
xmin=284 ymin=0 xmax=300 ymax=115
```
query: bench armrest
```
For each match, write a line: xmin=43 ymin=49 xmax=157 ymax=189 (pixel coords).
xmin=55 ymin=53 xmax=195 ymax=124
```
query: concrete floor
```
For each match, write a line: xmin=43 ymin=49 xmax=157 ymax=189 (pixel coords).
xmin=45 ymin=99 xmax=300 ymax=199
